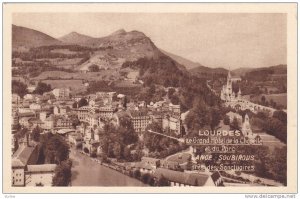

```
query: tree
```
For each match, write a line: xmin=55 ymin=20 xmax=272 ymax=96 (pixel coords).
xmin=78 ymin=98 xmax=88 ymax=108
xmin=52 ymin=160 xmax=72 ymax=186
xmin=33 ymin=82 xmax=52 ymax=95
xmin=270 ymin=147 xmax=287 ymax=185
xmin=230 ymin=117 xmax=240 ymax=131
xmin=261 ymin=95 xmax=266 ymax=105
xmin=72 ymin=102 xmax=78 ymax=109
xmin=12 ymin=80 xmax=27 ymax=98
xmin=223 ymin=115 xmax=230 ymax=125
xmin=88 ymin=64 xmax=100 ymax=72
xmin=168 ymin=88 xmax=176 ymax=97
xmin=123 ymin=147 xmax=131 ymax=161
xmin=185 ymin=98 xmax=211 ymax=133
xmin=118 ymin=115 xmax=138 ymax=146
xmin=273 ymin=110 xmax=287 ymax=124
xmin=256 ymin=112 xmax=267 ymax=120
xmin=133 ymin=169 xmax=141 ymax=179
xmin=69 ymin=115 xmax=80 ymax=128
xmin=263 ymin=118 xmax=286 ymax=143
xmin=45 ymin=135 xmax=70 ymax=164
xmin=32 ymin=126 xmax=42 ymax=142
xmin=141 ymin=173 xmax=151 ymax=184
xmin=112 ymin=143 xmax=121 ymax=160
xmin=209 ymin=108 xmax=221 ymax=130
xmin=122 ymin=96 xmax=128 ymax=109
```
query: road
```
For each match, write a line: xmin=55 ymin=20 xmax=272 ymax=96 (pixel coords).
xmin=69 ymin=148 xmax=146 ymax=186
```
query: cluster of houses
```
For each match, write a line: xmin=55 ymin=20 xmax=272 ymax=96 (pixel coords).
xmin=11 ymin=77 xmax=269 ymax=187
xmin=11 ymin=86 xmax=189 ymax=186
xmin=127 ymin=157 xmax=223 ymax=187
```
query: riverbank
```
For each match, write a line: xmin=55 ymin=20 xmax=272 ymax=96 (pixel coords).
xmin=69 ymin=148 xmax=147 ymax=186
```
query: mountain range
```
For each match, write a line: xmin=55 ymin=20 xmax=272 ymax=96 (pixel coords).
xmin=12 ymin=24 xmax=286 ymax=75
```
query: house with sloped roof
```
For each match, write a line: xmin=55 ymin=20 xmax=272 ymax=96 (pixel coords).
xmin=132 ymin=157 xmax=160 ymax=174
xmin=12 ymin=144 xmax=39 ymax=186
xmin=160 ymin=160 xmax=180 ymax=170
xmin=153 ymin=168 xmax=223 ymax=187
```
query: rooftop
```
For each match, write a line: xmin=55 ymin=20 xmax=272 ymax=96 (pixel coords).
xmin=154 ymin=168 xmax=210 ymax=186
xmin=27 ymin=164 xmax=57 ymax=173
xmin=12 ymin=145 xmax=37 ymax=167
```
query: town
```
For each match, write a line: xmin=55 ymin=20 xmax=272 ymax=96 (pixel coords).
xmin=11 ymin=69 xmax=287 ymax=187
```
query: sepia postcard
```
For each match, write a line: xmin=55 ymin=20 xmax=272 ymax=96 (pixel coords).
xmin=2 ymin=3 xmax=298 ymax=194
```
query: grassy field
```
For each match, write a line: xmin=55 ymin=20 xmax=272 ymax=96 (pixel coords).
xmin=41 ymin=79 xmax=87 ymax=94
xmin=244 ymin=93 xmax=287 ymax=108
xmin=33 ymin=70 xmax=120 ymax=81
xmin=264 ymin=93 xmax=287 ymax=107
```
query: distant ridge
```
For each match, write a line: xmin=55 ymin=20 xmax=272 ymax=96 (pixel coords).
xmin=160 ymin=49 xmax=203 ymax=70
xmin=189 ymin=65 xmax=228 ymax=77
xmin=232 ymin=64 xmax=287 ymax=76
xmin=59 ymin=31 xmax=95 ymax=44
xmin=12 ymin=24 xmax=62 ymax=48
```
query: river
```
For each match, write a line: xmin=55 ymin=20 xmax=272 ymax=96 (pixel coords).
xmin=69 ymin=148 xmax=147 ymax=186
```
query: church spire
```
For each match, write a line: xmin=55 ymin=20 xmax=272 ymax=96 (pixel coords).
xmin=227 ymin=69 xmax=231 ymax=79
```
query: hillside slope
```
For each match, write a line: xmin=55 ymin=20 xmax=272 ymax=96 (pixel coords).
xmin=12 ymin=25 xmax=62 ymax=48
xmin=59 ymin=31 xmax=95 ymax=44
xmin=160 ymin=49 xmax=202 ymax=70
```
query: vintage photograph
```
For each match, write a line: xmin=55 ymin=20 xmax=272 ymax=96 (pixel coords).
xmin=3 ymin=3 xmax=297 ymax=193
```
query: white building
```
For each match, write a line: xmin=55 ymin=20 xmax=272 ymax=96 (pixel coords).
xmin=52 ymin=88 xmax=70 ymax=100
xmin=242 ymin=114 xmax=254 ymax=138
xmin=226 ymin=111 xmax=243 ymax=124
xmin=221 ymin=71 xmax=241 ymax=102
xmin=26 ymin=164 xmax=56 ymax=186
xmin=29 ymin=103 xmax=41 ymax=111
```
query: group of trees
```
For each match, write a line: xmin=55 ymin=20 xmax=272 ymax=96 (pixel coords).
xmin=99 ymin=116 xmax=139 ymax=161
xmin=52 ymin=159 xmax=73 ymax=186
xmin=73 ymin=98 xmax=89 ymax=108
xmin=12 ymin=80 xmax=27 ymax=98
xmin=32 ymin=126 xmax=42 ymax=142
xmin=137 ymin=85 xmax=166 ymax=104
xmin=143 ymin=122 xmax=187 ymax=159
xmin=237 ymin=145 xmax=287 ymax=185
xmin=13 ymin=48 xmax=90 ymax=61
xmin=33 ymin=82 xmax=52 ymax=95
xmin=36 ymin=133 xmax=72 ymax=186
xmin=88 ymin=64 xmax=100 ymax=72
xmin=12 ymin=59 xmax=74 ymax=77
xmin=184 ymin=98 xmax=222 ymax=134
xmin=121 ymin=55 xmax=188 ymax=88
xmin=12 ymin=80 xmax=52 ymax=97
xmin=263 ymin=110 xmax=287 ymax=143
xmin=38 ymin=133 xmax=70 ymax=164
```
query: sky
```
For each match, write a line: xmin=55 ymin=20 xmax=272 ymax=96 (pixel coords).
xmin=13 ymin=13 xmax=287 ymax=69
